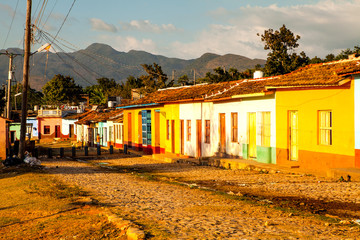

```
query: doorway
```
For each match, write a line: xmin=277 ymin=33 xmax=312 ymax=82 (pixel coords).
xmin=248 ymin=112 xmax=257 ymax=158
xmin=289 ymin=111 xmax=299 ymax=161
xmin=219 ymin=113 xmax=226 ymax=153
xmin=196 ymin=120 xmax=202 ymax=157
xmin=180 ymin=120 xmax=184 ymax=155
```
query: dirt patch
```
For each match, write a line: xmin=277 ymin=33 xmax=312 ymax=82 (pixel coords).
xmin=0 ymin=164 xmax=125 ymax=240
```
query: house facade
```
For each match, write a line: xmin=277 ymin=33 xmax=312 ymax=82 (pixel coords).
xmin=37 ymin=108 xmax=62 ymax=142
xmin=0 ymin=117 xmax=11 ymax=160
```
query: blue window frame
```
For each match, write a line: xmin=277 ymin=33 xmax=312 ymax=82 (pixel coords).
xmin=142 ymin=110 xmax=151 ymax=146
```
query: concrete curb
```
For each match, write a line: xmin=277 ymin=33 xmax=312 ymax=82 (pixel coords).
xmin=103 ymin=210 xmax=145 ymax=240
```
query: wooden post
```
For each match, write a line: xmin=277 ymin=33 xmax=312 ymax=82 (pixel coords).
xmin=19 ymin=0 xmax=32 ymax=160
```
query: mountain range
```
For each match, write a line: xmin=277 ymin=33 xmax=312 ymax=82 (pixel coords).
xmin=0 ymin=43 xmax=266 ymax=91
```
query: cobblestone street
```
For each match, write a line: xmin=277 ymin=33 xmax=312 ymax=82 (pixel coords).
xmin=43 ymin=154 xmax=360 ymax=239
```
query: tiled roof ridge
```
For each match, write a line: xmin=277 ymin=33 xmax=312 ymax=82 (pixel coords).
xmin=157 ymin=83 xmax=209 ymax=91
xmin=278 ymin=57 xmax=360 ymax=78
xmin=204 ymin=78 xmax=273 ymax=99
xmin=204 ymin=81 xmax=241 ymax=99
xmin=242 ymin=75 xmax=280 ymax=82
xmin=322 ymin=56 xmax=360 ymax=66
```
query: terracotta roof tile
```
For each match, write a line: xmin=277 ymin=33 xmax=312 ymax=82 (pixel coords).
xmin=117 ymin=58 xmax=360 ymax=107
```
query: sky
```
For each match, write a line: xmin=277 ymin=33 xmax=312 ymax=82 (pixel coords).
xmin=0 ymin=0 xmax=359 ymax=60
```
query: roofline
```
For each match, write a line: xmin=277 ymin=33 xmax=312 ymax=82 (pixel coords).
xmin=231 ymin=91 xmax=274 ymax=99
xmin=116 ymin=103 xmax=160 ymax=109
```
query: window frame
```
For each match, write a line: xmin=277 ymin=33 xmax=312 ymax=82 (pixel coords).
xmin=231 ymin=112 xmax=238 ymax=142
xmin=261 ymin=111 xmax=271 ymax=147
xmin=166 ymin=120 xmax=170 ymax=140
xmin=187 ymin=120 xmax=191 ymax=141
xmin=44 ymin=125 xmax=50 ymax=135
xmin=318 ymin=110 xmax=332 ymax=146
xmin=205 ymin=120 xmax=210 ymax=144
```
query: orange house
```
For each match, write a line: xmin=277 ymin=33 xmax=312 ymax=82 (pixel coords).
xmin=0 ymin=117 xmax=12 ymax=160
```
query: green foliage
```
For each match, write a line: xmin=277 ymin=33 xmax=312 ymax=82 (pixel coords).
xmin=198 ymin=66 xmax=254 ymax=83
xmin=42 ymin=74 xmax=83 ymax=105
xmin=335 ymin=45 xmax=360 ymax=60
xmin=309 ymin=56 xmax=323 ymax=64
xmin=139 ymin=63 xmax=173 ymax=94
xmin=177 ymin=74 xmax=191 ymax=86
xmin=0 ymin=87 xmax=5 ymax=115
xmin=305 ymin=45 xmax=358 ymax=64
xmin=85 ymin=77 xmax=122 ymax=105
xmin=119 ymin=75 xmax=143 ymax=99
xmin=259 ymin=24 xmax=309 ymax=76
xmin=11 ymin=83 xmax=43 ymax=110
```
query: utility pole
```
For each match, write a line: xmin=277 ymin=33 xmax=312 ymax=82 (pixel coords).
xmin=0 ymin=52 xmax=20 ymax=119
xmin=172 ymin=70 xmax=176 ymax=82
xmin=19 ymin=0 xmax=32 ymax=160
xmin=193 ymin=69 xmax=196 ymax=85
xmin=6 ymin=55 xmax=14 ymax=119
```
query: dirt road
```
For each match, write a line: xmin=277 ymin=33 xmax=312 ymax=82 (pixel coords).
xmin=43 ymin=155 xmax=360 ymax=239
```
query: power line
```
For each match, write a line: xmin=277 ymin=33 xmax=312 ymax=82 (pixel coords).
xmin=2 ymin=0 xmax=20 ymax=49
xmin=31 ymin=0 xmax=42 ymax=22
xmin=34 ymin=0 xmax=48 ymax=28
xmin=41 ymin=0 xmax=58 ymax=30
xmin=50 ymin=0 xmax=76 ymax=46
xmin=35 ymin=27 xmax=144 ymax=78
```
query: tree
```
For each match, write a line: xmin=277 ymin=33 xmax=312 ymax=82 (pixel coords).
xmin=139 ymin=63 xmax=173 ymax=94
xmin=259 ymin=24 xmax=309 ymax=76
xmin=198 ymin=66 xmax=255 ymax=84
xmin=120 ymin=75 xmax=143 ymax=99
xmin=85 ymin=77 xmax=122 ymax=105
xmin=11 ymin=83 xmax=43 ymax=110
xmin=42 ymin=74 xmax=83 ymax=105
xmin=0 ymin=87 xmax=5 ymax=115
xmin=177 ymin=74 xmax=190 ymax=86
xmin=335 ymin=45 xmax=360 ymax=60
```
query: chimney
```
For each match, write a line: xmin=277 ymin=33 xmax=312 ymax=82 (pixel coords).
xmin=253 ymin=70 xmax=264 ymax=79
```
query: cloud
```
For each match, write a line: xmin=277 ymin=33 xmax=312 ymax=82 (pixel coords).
xmin=87 ymin=0 xmax=360 ymax=60
xmin=0 ymin=4 xmax=16 ymax=17
xmin=170 ymin=24 xmax=265 ymax=59
xmin=90 ymin=18 xmax=117 ymax=32
xmin=120 ymin=20 xmax=177 ymax=33
xmin=203 ymin=0 xmax=360 ymax=58
xmin=97 ymin=35 xmax=157 ymax=53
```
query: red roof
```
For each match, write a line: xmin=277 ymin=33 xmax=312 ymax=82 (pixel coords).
xmin=116 ymin=57 xmax=360 ymax=107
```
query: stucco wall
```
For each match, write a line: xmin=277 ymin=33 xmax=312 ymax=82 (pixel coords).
xmin=179 ymin=102 xmax=213 ymax=157
xmin=213 ymin=96 xmax=276 ymax=162
xmin=276 ymin=83 xmax=354 ymax=170
xmin=62 ymin=119 xmax=77 ymax=138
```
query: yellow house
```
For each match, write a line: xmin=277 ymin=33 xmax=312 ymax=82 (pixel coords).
xmin=120 ymin=83 xmax=240 ymax=155
xmin=122 ymin=103 xmax=180 ymax=154
xmin=267 ymin=59 xmax=358 ymax=172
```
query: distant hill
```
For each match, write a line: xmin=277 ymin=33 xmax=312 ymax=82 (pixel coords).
xmin=0 ymin=43 xmax=266 ymax=91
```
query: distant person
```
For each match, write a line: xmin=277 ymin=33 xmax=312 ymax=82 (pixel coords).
xmin=96 ymin=133 xmax=101 ymax=147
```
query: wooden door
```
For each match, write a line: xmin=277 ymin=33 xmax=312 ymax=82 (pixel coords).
xmin=289 ymin=111 xmax=299 ymax=161
xmin=171 ymin=120 xmax=175 ymax=153
xmin=69 ymin=124 xmax=74 ymax=138
xmin=155 ymin=111 xmax=160 ymax=152
xmin=128 ymin=113 xmax=132 ymax=147
xmin=55 ymin=125 xmax=61 ymax=138
xmin=180 ymin=120 xmax=184 ymax=155
xmin=88 ymin=128 xmax=93 ymax=146
xmin=219 ymin=113 xmax=226 ymax=153
xmin=196 ymin=120 xmax=202 ymax=157
xmin=248 ymin=112 xmax=257 ymax=158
